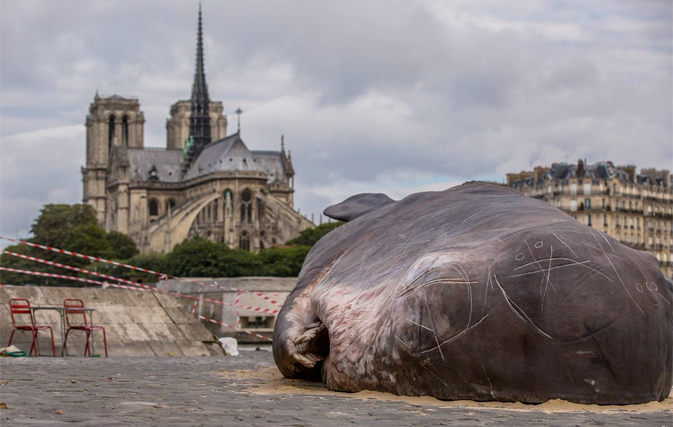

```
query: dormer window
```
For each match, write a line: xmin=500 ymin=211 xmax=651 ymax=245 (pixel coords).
xmin=148 ymin=165 xmax=158 ymax=181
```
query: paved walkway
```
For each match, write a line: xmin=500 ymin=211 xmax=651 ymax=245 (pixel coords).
xmin=0 ymin=352 xmax=670 ymax=426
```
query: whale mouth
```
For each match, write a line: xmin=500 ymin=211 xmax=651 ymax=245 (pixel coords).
xmin=291 ymin=322 xmax=330 ymax=379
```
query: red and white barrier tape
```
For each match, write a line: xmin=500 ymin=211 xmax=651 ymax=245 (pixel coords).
xmin=1 ymin=250 xmax=280 ymax=314
xmin=194 ymin=313 xmax=272 ymax=342
xmin=0 ymin=236 xmax=167 ymax=278
xmin=1 ymin=250 xmax=149 ymax=289
xmin=235 ymin=291 xmax=242 ymax=330
xmin=0 ymin=266 xmax=147 ymax=291
xmin=0 ymin=235 xmax=285 ymax=305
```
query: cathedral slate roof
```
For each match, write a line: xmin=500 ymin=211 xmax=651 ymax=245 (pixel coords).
xmin=127 ymin=148 xmax=183 ymax=183
xmin=183 ymin=133 xmax=286 ymax=182
xmin=252 ymin=150 xmax=286 ymax=184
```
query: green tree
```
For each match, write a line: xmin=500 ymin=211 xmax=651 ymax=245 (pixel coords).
xmin=30 ymin=204 xmax=98 ymax=247
xmin=106 ymin=231 xmax=140 ymax=259
xmin=257 ymin=246 xmax=310 ymax=277
xmin=285 ymin=221 xmax=343 ymax=246
xmin=0 ymin=244 xmax=36 ymax=285
xmin=160 ymin=238 xmax=260 ymax=278
xmin=63 ymin=224 xmax=114 ymax=263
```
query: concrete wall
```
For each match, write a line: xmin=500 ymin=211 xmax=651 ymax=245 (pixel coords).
xmin=161 ymin=277 xmax=296 ymax=342
xmin=1 ymin=286 xmax=222 ymax=357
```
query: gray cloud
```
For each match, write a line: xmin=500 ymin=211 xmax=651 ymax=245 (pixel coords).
xmin=1 ymin=0 xmax=671 ymax=243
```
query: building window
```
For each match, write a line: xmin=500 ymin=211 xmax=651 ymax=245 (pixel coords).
xmin=122 ymin=115 xmax=129 ymax=146
xmin=603 ymin=214 xmax=608 ymax=227
xmin=584 ymin=198 xmax=591 ymax=210
xmin=239 ymin=230 xmax=250 ymax=251
xmin=108 ymin=115 xmax=116 ymax=150
xmin=166 ymin=199 xmax=176 ymax=212
xmin=148 ymin=199 xmax=159 ymax=216
xmin=583 ymin=183 xmax=591 ymax=196
xmin=586 ymin=214 xmax=592 ymax=227
xmin=570 ymin=199 xmax=578 ymax=212
xmin=570 ymin=183 xmax=577 ymax=196
xmin=240 ymin=189 xmax=253 ymax=224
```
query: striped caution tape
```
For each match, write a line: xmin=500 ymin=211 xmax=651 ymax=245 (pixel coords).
xmin=0 ymin=235 xmax=285 ymax=306
xmin=194 ymin=313 xmax=272 ymax=342
xmin=1 ymin=250 xmax=280 ymax=314
xmin=0 ymin=267 xmax=148 ymax=291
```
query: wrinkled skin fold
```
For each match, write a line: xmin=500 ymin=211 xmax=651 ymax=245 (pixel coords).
xmin=273 ymin=182 xmax=672 ymax=404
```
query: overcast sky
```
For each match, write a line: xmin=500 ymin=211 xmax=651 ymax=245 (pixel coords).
xmin=1 ymin=0 xmax=671 ymax=243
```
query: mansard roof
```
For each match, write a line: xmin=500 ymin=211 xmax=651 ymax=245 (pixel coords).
xmin=127 ymin=147 xmax=183 ymax=183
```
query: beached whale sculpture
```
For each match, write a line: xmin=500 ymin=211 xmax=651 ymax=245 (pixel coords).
xmin=273 ymin=182 xmax=672 ymax=404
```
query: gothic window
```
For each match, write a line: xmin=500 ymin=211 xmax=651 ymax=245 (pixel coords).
xmin=240 ymin=189 xmax=253 ymax=224
xmin=257 ymin=199 xmax=265 ymax=220
xmin=108 ymin=115 xmax=116 ymax=150
xmin=122 ymin=115 xmax=129 ymax=146
xmin=148 ymin=199 xmax=159 ymax=216
xmin=166 ymin=199 xmax=176 ymax=212
xmin=239 ymin=230 xmax=250 ymax=251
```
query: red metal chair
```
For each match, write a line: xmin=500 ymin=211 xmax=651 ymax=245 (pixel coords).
xmin=7 ymin=298 xmax=56 ymax=357
xmin=63 ymin=298 xmax=108 ymax=357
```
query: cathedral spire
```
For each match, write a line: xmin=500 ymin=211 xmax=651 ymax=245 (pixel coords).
xmin=183 ymin=4 xmax=212 ymax=174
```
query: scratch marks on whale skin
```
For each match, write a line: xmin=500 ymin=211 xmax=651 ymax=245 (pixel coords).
xmin=524 ymin=239 xmax=557 ymax=293
xmin=509 ymin=259 xmax=614 ymax=283
xmin=450 ymin=263 xmax=474 ymax=334
xmin=460 ymin=212 xmax=480 ymax=224
xmin=420 ymin=313 xmax=491 ymax=354
xmin=553 ymin=233 xmax=578 ymax=259
xmin=590 ymin=230 xmax=644 ymax=315
xmin=494 ymin=275 xmax=554 ymax=340
xmin=424 ymin=293 xmax=445 ymax=362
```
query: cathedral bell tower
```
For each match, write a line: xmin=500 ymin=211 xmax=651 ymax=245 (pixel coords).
xmin=182 ymin=6 xmax=212 ymax=174
xmin=82 ymin=93 xmax=144 ymax=226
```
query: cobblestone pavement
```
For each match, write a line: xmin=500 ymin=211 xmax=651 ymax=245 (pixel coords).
xmin=0 ymin=351 xmax=670 ymax=426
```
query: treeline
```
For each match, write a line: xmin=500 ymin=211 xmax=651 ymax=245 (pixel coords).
xmin=0 ymin=203 xmax=342 ymax=286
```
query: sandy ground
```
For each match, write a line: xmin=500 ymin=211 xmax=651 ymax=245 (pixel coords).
xmin=228 ymin=365 xmax=673 ymax=415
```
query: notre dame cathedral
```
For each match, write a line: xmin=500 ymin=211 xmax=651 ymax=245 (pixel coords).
xmin=82 ymin=8 xmax=313 ymax=254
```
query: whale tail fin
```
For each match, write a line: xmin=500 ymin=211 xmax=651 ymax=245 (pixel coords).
xmin=323 ymin=193 xmax=395 ymax=222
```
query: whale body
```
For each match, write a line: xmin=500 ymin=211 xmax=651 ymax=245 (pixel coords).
xmin=273 ymin=182 xmax=672 ymax=404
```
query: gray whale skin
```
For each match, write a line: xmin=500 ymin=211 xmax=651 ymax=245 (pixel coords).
xmin=273 ymin=182 xmax=672 ymax=404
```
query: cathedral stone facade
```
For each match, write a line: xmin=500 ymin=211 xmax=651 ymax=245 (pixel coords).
xmin=82 ymin=9 xmax=313 ymax=254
